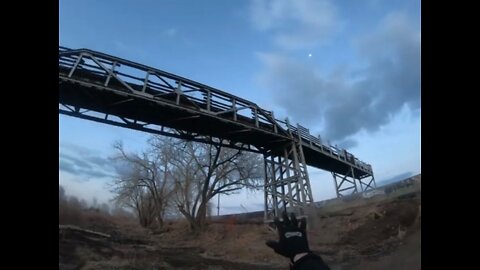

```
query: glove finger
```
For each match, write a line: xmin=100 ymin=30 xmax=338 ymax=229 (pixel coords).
xmin=273 ymin=217 xmax=283 ymax=237
xmin=299 ymin=217 xmax=307 ymax=232
xmin=290 ymin=212 xmax=298 ymax=227
xmin=282 ymin=211 xmax=291 ymax=226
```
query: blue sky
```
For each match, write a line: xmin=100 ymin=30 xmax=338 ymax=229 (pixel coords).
xmin=59 ymin=0 xmax=420 ymax=214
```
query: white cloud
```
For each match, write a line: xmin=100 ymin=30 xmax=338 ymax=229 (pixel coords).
xmin=59 ymin=142 xmax=116 ymax=180
xmin=250 ymin=0 xmax=340 ymax=49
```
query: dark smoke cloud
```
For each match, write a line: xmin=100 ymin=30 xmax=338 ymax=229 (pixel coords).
xmin=258 ymin=13 xmax=420 ymax=148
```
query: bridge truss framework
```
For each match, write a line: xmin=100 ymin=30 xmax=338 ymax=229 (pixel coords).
xmin=58 ymin=46 xmax=376 ymax=222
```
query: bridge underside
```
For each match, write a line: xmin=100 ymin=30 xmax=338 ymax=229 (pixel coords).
xmin=59 ymin=76 xmax=290 ymax=153
xmin=59 ymin=76 xmax=371 ymax=178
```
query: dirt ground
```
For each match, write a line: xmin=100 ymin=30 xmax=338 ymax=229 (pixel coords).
xmin=59 ymin=190 xmax=421 ymax=269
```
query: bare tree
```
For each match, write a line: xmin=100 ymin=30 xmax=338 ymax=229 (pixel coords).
xmin=110 ymin=135 xmax=263 ymax=231
xmin=111 ymin=178 xmax=156 ymax=227
xmin=110 ymin=141 xmax=175 ymax=228
xmin=149 ymin=136 xmax=263 ymax=231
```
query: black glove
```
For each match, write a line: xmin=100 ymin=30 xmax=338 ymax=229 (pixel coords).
xmin=266 ymin=212 xmax=310 ymax=262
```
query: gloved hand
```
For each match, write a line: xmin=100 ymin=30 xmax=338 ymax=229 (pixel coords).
xmin=266 ymin=212 xmax=310 ymax=262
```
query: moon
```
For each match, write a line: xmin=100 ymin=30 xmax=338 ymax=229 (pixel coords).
xmin=308 ymin=53 xmax=312 ymax=57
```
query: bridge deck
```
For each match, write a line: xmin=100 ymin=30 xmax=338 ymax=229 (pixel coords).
xmin=59 ymin=47 xmax=372 ymax=178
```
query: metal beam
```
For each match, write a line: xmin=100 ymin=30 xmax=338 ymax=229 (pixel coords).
xmin=59 ymin=108 xmax=261 ymax=154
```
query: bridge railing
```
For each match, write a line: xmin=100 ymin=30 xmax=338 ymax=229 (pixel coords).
xmin=284 ymin=121 xmax=372 ymax=174
xmin=59 ymin=46 xmax=291 ymax=137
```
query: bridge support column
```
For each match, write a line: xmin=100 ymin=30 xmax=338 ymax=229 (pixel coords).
xmin=264 ymin=141 xmax=314 ymax=222
xmin=357 ymin=174 xmax=376 ymax=192
xmin=332 ymin=167 xmax=359 ymax=197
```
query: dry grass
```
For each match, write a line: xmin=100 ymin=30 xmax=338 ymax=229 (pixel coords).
xmin=60 ymin=187 xmax=421 ymax=270
xmin=155 ymin=220 xmax=289 ymax=267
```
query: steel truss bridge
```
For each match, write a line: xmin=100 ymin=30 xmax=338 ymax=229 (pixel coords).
xmin=59 ymin=46 xmax=376 ymax=221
